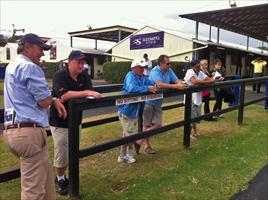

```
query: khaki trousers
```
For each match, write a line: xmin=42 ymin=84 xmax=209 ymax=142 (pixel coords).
xmin=3 ymin=127 xmax=56 ymax=200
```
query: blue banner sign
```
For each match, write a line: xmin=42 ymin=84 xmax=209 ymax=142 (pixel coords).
xmin=130 ymin=31 xmax=164 ymax=50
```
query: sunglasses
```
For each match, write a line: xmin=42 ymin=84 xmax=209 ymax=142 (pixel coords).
xmin=165 ymin=62 xmax=171 ymax=66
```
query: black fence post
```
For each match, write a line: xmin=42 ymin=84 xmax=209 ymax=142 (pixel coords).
xmin=183 ymin=90 xmax=192 ymax=150
xmin=68 ymin=100 xmax=80 ymax=198
xmin=138 ymin=105 xmax=143 ymax=133
xmin=238 ymin=83 xmax=245 ymax=125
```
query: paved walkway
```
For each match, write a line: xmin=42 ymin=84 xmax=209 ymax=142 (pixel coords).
xmin=230 ymin=164 xmax=268 ymax=200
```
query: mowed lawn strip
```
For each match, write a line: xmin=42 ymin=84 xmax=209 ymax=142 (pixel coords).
xmin=0 ymin=105 xmax=267 ymax=200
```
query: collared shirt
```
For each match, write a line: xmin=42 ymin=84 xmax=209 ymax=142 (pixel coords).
xmin=184 ymin=69 xmax=207 ymax=106
xmin=146 ymin=65 xmax=178 ymax=107
xmin=49 ymin=67 xmax=92 ymax=128
xmin=143 ymin=59 xmax=153 ymax=76
xmin=251 ymin=60 xmax=267 ymax=73
xmin=118 ymin=71 xmax=154 ymax=119
xmin=4 ymin=54 xmax=51 ymax=127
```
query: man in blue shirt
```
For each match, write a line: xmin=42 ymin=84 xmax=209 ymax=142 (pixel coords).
xmin=3 ymin=33 xmax=66 ymax=200
xmin=118 ymin=58 xmax=156 ymax=163
xmin=141 ymin=54 xmax=188 ymax=154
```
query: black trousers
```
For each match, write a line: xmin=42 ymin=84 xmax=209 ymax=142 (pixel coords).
xmin=252 ymin=73 xmax=262 ymax=93
xmin=213 ymin=89 xmax=224 ymax=112
xmin=203 ymin=94 xmax=211 ymax=114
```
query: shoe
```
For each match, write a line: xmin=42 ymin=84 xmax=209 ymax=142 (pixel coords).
xmin=205 ymin=117 xmax=217 ymax=121
xmin=134 ymin=142 xmax=141 ymax=154
xmin=117 ymin=156 xmax=126 ymax=163
xmin=190 ymin=134 xmax=197 ymax=140
xmin=57 ymin=178 xmax=68 ymax=195
xmin=125 ymin=155 xmax=136 ymax=163
xmin=144 ymin=147 xmax=156 ymax=154
xmin=55 ymin=176 xmax=68 ymax=184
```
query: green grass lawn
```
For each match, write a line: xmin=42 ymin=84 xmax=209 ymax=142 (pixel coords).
xmin=0 ymin=105 xmax=267 ymax=200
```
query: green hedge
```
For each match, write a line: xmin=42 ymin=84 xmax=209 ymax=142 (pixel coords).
xmin=103 ymin=61 xmax=187 ymax=83
xmin=0 ymin=62 xmax=60 ymax=79
xmin=43 ymin=62 xmax=60 ymax=79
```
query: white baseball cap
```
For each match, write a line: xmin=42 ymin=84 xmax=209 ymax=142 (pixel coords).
xmin=131 ymin=58 xmax=148 ymax=68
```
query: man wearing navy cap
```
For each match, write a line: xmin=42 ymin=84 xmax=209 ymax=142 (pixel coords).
xmin=49 ymin=50 xmax=101 ymax=195
xmin=3 ymin=33 xmax=67 ymax=200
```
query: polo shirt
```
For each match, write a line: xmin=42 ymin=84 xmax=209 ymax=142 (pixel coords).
xmin=49 ymin=67 xmax=92 ymax=128
xmin=251 ymin=60 xmax=267 ymax=73
xmin=4 ymin=54 xmax=51 ymax=127
xmin=146 ymin=65 xmax=178 ymax=107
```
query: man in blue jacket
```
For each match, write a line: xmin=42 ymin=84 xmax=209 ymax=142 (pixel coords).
xmin=118 ymin=58 xmax=156 ymax=163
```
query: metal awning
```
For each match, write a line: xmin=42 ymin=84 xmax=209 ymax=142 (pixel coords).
xmin=68 ymin=25 xmax=137 ymax=42
xmin=179 ymin=4 xmax=268 ymax=41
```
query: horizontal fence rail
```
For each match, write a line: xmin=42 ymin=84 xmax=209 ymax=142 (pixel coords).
xmin=0 ymin=76 xmax=268 ymax=196
xmin=67 ymin=76 xmax=268 ymax=198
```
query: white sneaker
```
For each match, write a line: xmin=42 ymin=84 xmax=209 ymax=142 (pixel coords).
xmin=117 ymin=156 xmax=126 ymax=163
xmin=125 ymin=155 xmax=136 ymax=163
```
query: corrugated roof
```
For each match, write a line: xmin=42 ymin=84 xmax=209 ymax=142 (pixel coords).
xmin=180 ymin=4 xmax=268 ymax=41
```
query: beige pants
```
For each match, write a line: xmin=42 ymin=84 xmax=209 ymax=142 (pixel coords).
xmin=3 ymin=127 xmax=56 ymax=200
xmin=50 ymin=125 xmax=81 ymax=168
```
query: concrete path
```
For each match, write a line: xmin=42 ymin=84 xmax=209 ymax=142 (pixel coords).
xmin=230 ymin=164 xmax=268 ymax=200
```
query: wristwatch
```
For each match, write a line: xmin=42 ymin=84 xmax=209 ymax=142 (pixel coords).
xmin=51 ymin=97 xmax=58 ymax=106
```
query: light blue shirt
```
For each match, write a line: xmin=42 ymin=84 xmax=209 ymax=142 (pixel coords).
xmin=118 ymin=71 xmax=154 ymax=119
xmin=4 ymin=54 xmax=51 ymax=127
xmin=146 ymin=65 xmax=178 ymax=107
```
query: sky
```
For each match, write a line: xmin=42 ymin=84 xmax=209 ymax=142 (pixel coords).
xmin=1 ymin=0 xmax=267 ymax=50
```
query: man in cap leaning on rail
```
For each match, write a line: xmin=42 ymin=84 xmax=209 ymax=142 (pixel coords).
xmin=49 ymin=50 xmax=101 ymax=195
xmin=117 ymin=58 xmax=156 ymax=164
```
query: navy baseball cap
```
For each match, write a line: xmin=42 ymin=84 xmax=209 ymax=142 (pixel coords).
xmin=19 ymin=33 xmax=52 ymax=51
xmin=190 ymin=59 xmax=200 ymax=67
xmin=68 ymin=50 xmax=86 ymax=60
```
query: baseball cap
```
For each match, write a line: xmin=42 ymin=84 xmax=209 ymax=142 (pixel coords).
xmin=131 ymin=58 xmax=148 ymax=68
xmin=19 ymin=33 xmax=52 ymax=51
xmin=190 ymin=59 xmax=200 ymax=67
xmin=68 ymin=50 xmax=86 ymax=60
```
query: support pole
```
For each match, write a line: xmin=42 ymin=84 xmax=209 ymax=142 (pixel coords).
xmin=209 ymin=25 xmax=212 ymax=41
xmin=183 ymin=90 xmax=192 ymax=149
xmin=238 ymin=83 xmax=245 ymax=125
xmin=246 ymin=36 xmax=249 ymax=51
xmin=70 ymin=36 xmax=73 ymax=47
xmin=68 ymin=100 xmax=80 ymax=198
xmin=217 ymin=27 xmax=220 ymax=44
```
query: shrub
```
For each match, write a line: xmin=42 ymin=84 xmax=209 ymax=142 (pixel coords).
xmin=103 ymin=61 xmax=187 ymax=83
xmin=43 ymin=62 xmax=60 ymax=79
xmin=103 ymin=62 xmax=131 ymax=83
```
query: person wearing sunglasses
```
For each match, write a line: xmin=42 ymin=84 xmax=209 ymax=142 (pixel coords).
xmin=135 ymin=54 xmax=188 ymax=154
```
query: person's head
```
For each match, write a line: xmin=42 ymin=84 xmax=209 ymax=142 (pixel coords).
xmin=190 ymin=59 xmax=201 ymax=73
xmin=214 ymin=58 xmax=222 ymax=70
xmin=131 ymin=58 xmax=147 ymax=76
xmin=256 ymin=57 xmax=261 ymax=61
xmin=68 ymin=50 xmax=86 ymax=75
xmin=200 ymin=59 xmax=208 ymax=69
xmin=158 ymin=54 xmax=170 ymax=72
xmin=17 ymin=33 xmax=52 ymax=65
xmin=143 ymin=53 xmax=148 ymax=60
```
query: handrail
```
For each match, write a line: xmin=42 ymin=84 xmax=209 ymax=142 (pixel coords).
xmin=0 ymin=76 xmax=267 ymax=196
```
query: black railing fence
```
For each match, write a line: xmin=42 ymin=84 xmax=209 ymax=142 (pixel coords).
xmin=0 ymin=76 xmax=268 ymax=199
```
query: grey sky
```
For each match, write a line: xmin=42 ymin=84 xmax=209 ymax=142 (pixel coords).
xmin=1 ymin=0 xmax=267 ymax=49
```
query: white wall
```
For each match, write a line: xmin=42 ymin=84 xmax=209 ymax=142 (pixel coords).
xmin=0 ymin=41 xmax=72 ymax=63
xmin=111 ymin=26 xmax=193 ymax=62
